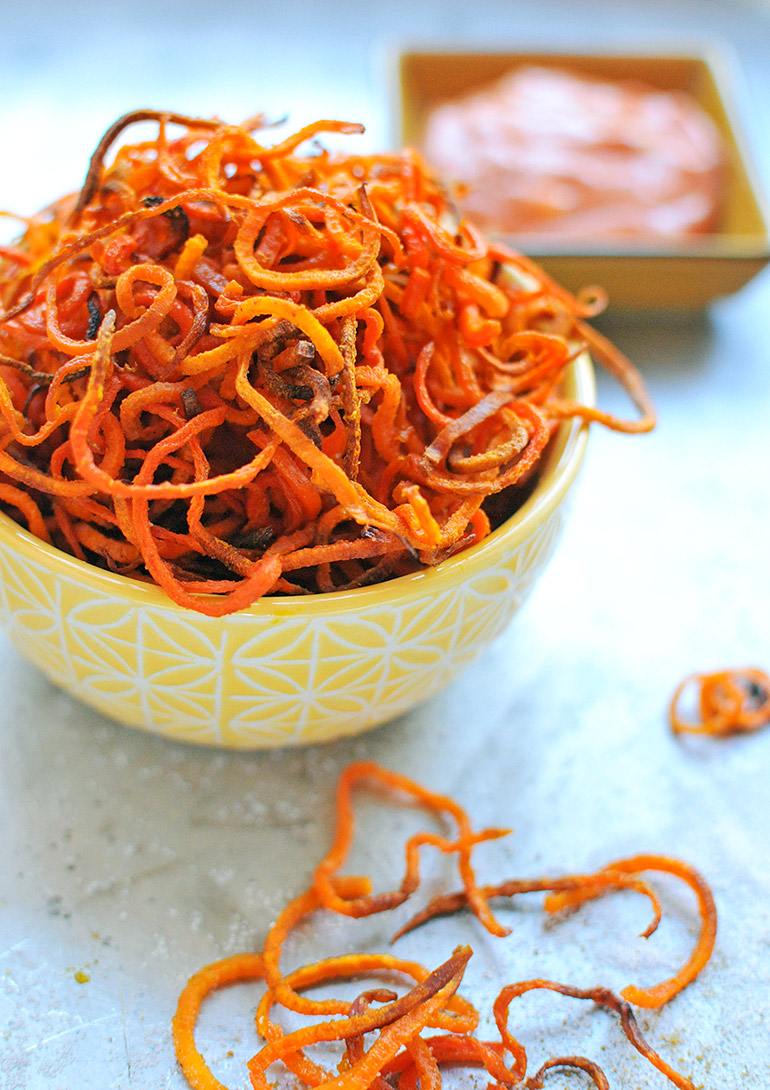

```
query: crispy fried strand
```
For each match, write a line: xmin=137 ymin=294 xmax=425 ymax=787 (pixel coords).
xmin=394 ymin=854 xmax=714 ymax=1009
xmin=312 ymin=760 xmax=511 ymax=936
xmin=247 ymin=947 xmax=471 ymax=1090
xmin=391 ymin=870 xmax=663 ymax=943
xmin=0 ymin=110 xmax=652 ymax=613
xmin=496 ymin=980 xmax=696 ymax=1090
xmin=527 ymin=1055 xmax=610 ymax=1089
xmin=173 ymin=952 xmax=264 ymax=1090
xmin=670 ymin=667 xmax=770 ymax=736
xmin=543 ymin=855 xmax=717 ymax=1009
xmin=380 ymin=1032 xmax=519 ymax=1087
xmin=170 ymin=761 xmax=712 ymax=1090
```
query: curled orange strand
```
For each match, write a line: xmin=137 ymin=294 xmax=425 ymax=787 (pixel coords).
xmin=670 ymin=667 xmax=770 ymax=736
xmin=168 ymin=761 xmax=708 ymax=1090
xmin=0 ymin=110 xmax=652 ymax=614
xmin=311 ymin=760 xmax=511 ymax=937
xmin=543 ymin=854 xmax=717 ymax=1009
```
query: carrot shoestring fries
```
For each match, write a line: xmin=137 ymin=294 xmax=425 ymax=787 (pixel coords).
xmin=172 ymin=760 xmax=714 ymax=1090
xmin=0 ymin=110 xmax=654 ymax=614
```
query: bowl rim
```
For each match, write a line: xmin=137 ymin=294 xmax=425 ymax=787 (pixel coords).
xmin=0 ymin=351 xmax=594 ymax=618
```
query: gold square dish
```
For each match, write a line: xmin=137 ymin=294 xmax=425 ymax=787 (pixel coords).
xmin=393 ymin=48 xmax=770 ymax=308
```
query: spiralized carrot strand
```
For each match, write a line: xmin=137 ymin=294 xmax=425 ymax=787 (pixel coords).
xmin=166 ymin=762 xmax=712 ymax=1090
xmin=257 ymin=947 xmax=478 ymax=1090
xmin=490 ymin=242 xmax=608 ymax=319
xmin=259 ymin=881 xmax=354 ymax=1021
xmin=174 ymin=234 xmax=209 ymax=281
xmin=413 ymin=341 xmax=454 ymax=427
xmin=547 ymin=320 xmax=656 ymax=434
xmin=496 ymin=979 xmax=697 ymax=1090
xmin=670 ymin=668 xmax=770 ymax=736
xmin=0 ymin=351 xmax=64 ymax=384
xmin=402 ymin=206 xmax=485 ymax=264
xmin=68 ymin=331 xmax=281 ymax=501
xmin=247 ymin=946 xmax=471 ymax=1090
xmin=259 ymin=947 xmax=478 ymax=1069
xmin=234 ymin=355 xmax=367 ymax=518
xmin=1 ymin=186 xmax=240 ymax=326
xmin=422 ymin=389 xmax=522 ymax=466
xmin=398 ymin=1034 xmax=442 ymax=1090
xmin=173 ymin=952 xmax=265 ymax=1090
xmin=0 ymin=482 xmax=50 ymax=541
xmin=0 ymin=370 xmax=78 ymax=447
xmin=261 ymin=947 xmax=478 ymax=1035
xmin=311 ymin=760 xmax=511 ymax=936
xmin=543 ymin=855 xmax=717 ymax=1009
xmin=132 ymin=501 xmax=282 ymax=615
xmin=279 ymin=536 xmax=401 ymax=573
xmin=338 ymin=314 xmax=362 ymax=478
xmin=0 ymin=445 xmax=94 ymax=498
xmin=256 ymin=120 xmax=365 ymax=160
xmin=380 ymin=1033 xmax=517 ymax=1087
xmin=448 ymin=425 xmax=528 ymax=474
xmin=343 ymin=991 xmax=399 ymax=1090
xmin=526 ymin=1055 xmax=610 ymax=1090
xmin=412 ymin=401 xmax=549 ymax=496
xmin=0 ymin=109 xmax=654 ymax=614
xmin=233 ymin=187 xmax=379 ymax=292
xmin=231 ymin=295 xmax=347 ymax=375
xmin=391 ymin=870 xmax=663 ymax=942
xmin=72 ymin=109 xmax=226 ymax=216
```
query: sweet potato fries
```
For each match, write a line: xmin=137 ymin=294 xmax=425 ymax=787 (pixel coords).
xmin=0 ymin=111 xmax=653 ymax=613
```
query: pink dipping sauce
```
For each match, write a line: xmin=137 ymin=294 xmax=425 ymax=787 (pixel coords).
xmin=423 ymin=66 xmax=725 ymax=240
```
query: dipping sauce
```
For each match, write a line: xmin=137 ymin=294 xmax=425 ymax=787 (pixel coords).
xmin=423 ymin=65 xmax=725 ymax=240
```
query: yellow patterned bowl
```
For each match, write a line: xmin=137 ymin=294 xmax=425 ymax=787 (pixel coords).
xmin=0 ymin=353 xmax=593 ymax=748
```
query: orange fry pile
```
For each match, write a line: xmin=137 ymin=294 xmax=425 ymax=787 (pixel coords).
xmin=0 ymin=110 xmax=654 ymax=614
xmin=172 ymin=761 xmax=715 ymax=1090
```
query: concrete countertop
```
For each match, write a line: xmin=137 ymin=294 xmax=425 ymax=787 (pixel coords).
xmin=1 ymin=2 xmax=768 ymax=1086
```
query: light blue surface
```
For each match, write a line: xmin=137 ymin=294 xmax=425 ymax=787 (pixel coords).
xmin=1 ymin=2 xmax=769 ymax=1086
